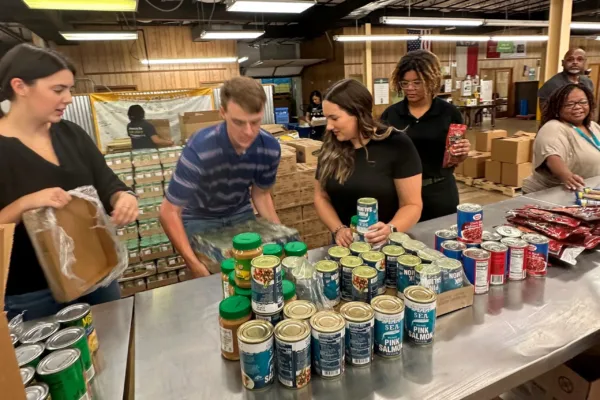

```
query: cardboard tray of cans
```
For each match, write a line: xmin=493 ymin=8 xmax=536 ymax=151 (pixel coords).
xmin=137 ymin=197 xmax=162 ymax=220
xmin=147 ymin=271 xmax=179 ymax=290
xmin=119 ymin=261 xmax=157 ymax=282
xmin=435 ymin=270 xmax=474 ymax=317
xmin=138 ymin=219 xmax=164 ymax=237
xmin=162 ymin=163 xmax=176 ymax=182
xmin=140 ymin=234 xmax=174 ymax=261
xmin=135 ymin=182 xmax=164 ymax=199
xmin=120 ymin=278 xmax=147 ymax=297
xmin=158 ymin=146 xmax=183 ymax=164
xmin=134 ymin=166 xmax=164 ymax=185
xmin=114 ymin=168 xmax=134 ymax=186
xmin=132 ymin=149 xmax=161 ymax=167
xmin=157 ymin=255 xmax=186 ymax=273
xmin=126 ymin=239 xmax=140 ymax=264
xmin=104 ymin=152 xmax=132 ymax=170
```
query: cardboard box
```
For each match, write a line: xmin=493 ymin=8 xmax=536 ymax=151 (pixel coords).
xmin=273 ymin=163 xmax=316 ymax=195
xmin=120 ymin=279 xmax=147 ymax=297
xmin=485 ymin=160 xmax=502 ymax=183
xmin=454 ymin=161 xmax=464 ymax=176
xmin=491 ymin=136 xmax=533 ymax=164
xmin=261 ymin=124 xmax=286 ymax=135
xmin=302 ymin=204 xmax=318 ymax=221
xmin=463 ymin=152 xmax=491 ymax=178
xmin=435 ymin=272 xmax=474 ymax=316
xmin=285 ymin=139 xmax=322 ymax=164
xmin=302 ymin=218 xmax=329 ymax=236
xmin=475 ymin=129 xmax=507 ymax=152
xmin=179 ymin=111 xmax=222 ymax=142
xmin=146 ymin=273 xmax=178 ymax=290
xmin=278 ymin=206 xmax=303 ymax=226
xmin=147 ymin=119 xmax=171 ymax=141
xmin=302 ymin=232 xmax=331 ymax=250
xmin=272 ymin=189 xmax=314 ymax=210
xmin=501 ymin=162 xmax=532 ymax=187
xmin=534 ymin=350 xmax=600 ymax=400
xmin=277 ymin=147 xmax=297 ymax=176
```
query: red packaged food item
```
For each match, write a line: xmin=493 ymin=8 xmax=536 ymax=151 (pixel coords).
xmin=511 ymin=207 xmax=581 ymax=228
xmin=442 ymin=123 xmax=467 ymax=168
xmin=506 ymin=216 xmax=574 ymax=240
xmin=506 ymin=223 xmax=584 ymax=265
xmin=550 ymin=206 xmax=600 ymax=222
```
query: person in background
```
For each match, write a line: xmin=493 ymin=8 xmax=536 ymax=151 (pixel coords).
xmin=160 ymin=77 xmax=281 ymax=278
xmin=305 ymin=90 xmax=325 ymax=140
xmin=538 ymin=48 xmax=594 ymax=109
xmin=381 ymin=50 xmax=470 ymax=222
xmin=0 ymin=44 xmax=138 ymax=320
xmin=314 ymin=79 xmax=423 ymax=248
xmin=523 ymin=83 xmax=600 ymax=193
xmin=127 ymin=104 xmax=174 ymax=149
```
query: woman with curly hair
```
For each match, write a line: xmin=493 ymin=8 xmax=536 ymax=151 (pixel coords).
xmin=314 ymin=79 xmax=423 ymax=247
xmin=523 ymin=83 xmax=600 ymax=193
xmin=381 ymin=50 xmax=470 ymax=221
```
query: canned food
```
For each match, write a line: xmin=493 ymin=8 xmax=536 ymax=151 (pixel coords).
xmin=382 ymin=245 xmax=405 ymax=289
xmin=360 ymin=251 xmax=386 ymax=295
xmin=20 ymin=322 xmax=60 ymax=345
xmin=340 ymin=302 xmax=375 ymax=366
xmin=397 ymin=255 xmax=421 ymax=296
xmin=56 ymin=303 xmax=99 ymax=354
xmin=371 ymin=295 xmax=404 ymax=358
xmin=404 ymin=286 xmax=437 ymax=345
xmin=482 ymin=230 xmax=502 ymax=242
xmin=310 ymin=311 xmax=345 ymax=378
xmin=522 ymin=233 xmax=549 ymax=277
xmin=463 ymin=248 xmax=490 ymax=294
xmin=402 ymin=239 xmax=426 ymax=255
xmin=25 ymin=383 xmax=51 ymax=400
xmin=357 ymin=197 xmax=378 ymax=234
xmin=450 ymin=224 xmax=457 ymax=233
xmin=388 ymin=232 xmax=410 ymax=246
xmin=435 ymin=258 xmax=463 ymax=292
xmin=350 ymin=242 xmax=372 ymax=257
xmin=415 ymin=264 xmax=442 ymax=294
xmin=315 ymin=260 xmax=341 ymax=305
xmin=46 ymin=327 xmax=95 ymax=382
xmin=456 ymin=203 xmax=483 ymax=243
xmin=255 ymin=310 xmax=283 ymax=326
xmin=283 ymin=300 xmax=317 ymax=321
xmin=9 ymin=312 xmax=24 ymax=338
xmin=496 ymin=225 xmax=522 ymax=238
xmin=340 ymin=256 xmax=363 ymax=301
xmin=481 ymin=241 xmax=508 ymax=285
xmin=352 ymin=266 xmax=378 ymax=303
xmin=251 ymin=255 xmax=284 ymax=314
xmin=441 ymin=240 xmax=467 ymax=261
xmin=238 ymin=320 xmax=275 ymax=390
xmin=328 ymin=246 xmax=351 ymax=262
xmin=274 ymin=319 xmax=311 ymax=389
xmin=11 ymin=332 xmax=18 ymax=347
xmin=16 ymin=343 xmax=45 ymax=368
xmin=36 ymin=348 xmax=88 ymax=400
xmin=282 ymin=256 xmax=304 ymax=279
xmin=501 ymin=237 xmax=529 ymax=281
xmin=20 ymin=365 xmax=36 ymax=386
xmin=434 ymin=229 xmax=457 ymax=252
xmin=417 ymin=248 xmax=444 ymax=264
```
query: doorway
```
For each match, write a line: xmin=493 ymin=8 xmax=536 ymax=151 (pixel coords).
xmin=586 ymin=63 xmax=600 ymax=121
xmin=480 ymin=68 xmax=514 ymax=118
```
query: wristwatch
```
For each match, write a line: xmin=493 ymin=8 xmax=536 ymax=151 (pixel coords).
xmin=389 ymin=224 xmax=397 ymax=233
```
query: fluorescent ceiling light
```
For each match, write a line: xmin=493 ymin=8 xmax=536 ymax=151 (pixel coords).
xmin=141 ymin=57 xmax=239 ymax=65
xmin=200 ymin=30 xmax=265 ymax=39
xmin=490 ymin=35 xmax=548 ymax=42
xmin=571 ymin=22 xmax=600 ymax=30
xmin=238 ymin=57 xmax=249 ymax=63
xmin=334 ymin=34 xmax=549 ymax=42
xmin=226 ymin=0 xmax=314 ymax=13
xmin=484 ymin=19 xmax=548 ymax=27
xmin=60 ymin=31 xmax=138 ymax=41
xmin=333 ymin=35 xmax=416 ymax=42
xmin=23 ymin=0 xmax=137 ymax=11
xmin=422 ymin=35 xmax=489 ymax=42
xmin=381 ymin=16 xmax=483 ymax=26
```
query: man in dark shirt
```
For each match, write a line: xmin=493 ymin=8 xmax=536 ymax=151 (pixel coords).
xmin=538 ymin=48 xmax=594 ymax=109
xmin=126 ymin=104 xmax=174 ymax=149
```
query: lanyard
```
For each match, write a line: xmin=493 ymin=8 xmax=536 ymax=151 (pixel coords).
xmin=571 ymin=125 xmax=600 ymax=151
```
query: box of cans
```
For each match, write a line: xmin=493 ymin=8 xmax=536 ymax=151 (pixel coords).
xmin=131 ymin=149 xmax=161 ymax=167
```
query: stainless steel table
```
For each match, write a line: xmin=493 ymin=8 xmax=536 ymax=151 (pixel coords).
xmin=134 ymin=196 xmax=600 ymax=400
xmin=523 ymin=176 xmax=600 ymax=207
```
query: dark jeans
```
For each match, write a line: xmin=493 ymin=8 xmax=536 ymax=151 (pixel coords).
xmin=4 ymin=281 xmax=121 ymax=321
xmin=420 ymin=176 xmax=460 ymax=222
xmin=183 ymin=209 xmax=256 ymax=238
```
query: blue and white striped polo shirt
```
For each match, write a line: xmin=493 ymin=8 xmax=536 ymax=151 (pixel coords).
xmin=166 ymin=122 xmax=281 ymax=220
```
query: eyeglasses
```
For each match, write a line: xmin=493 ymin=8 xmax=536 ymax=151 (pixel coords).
xmin=563 ymin=100 xmax=589 ymax=109
xmin=400 ymin=80 xmax=423 ymax=89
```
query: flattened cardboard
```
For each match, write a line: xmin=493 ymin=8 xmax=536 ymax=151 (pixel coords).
xmin=179 ymin=111 xmax=223 ymax=141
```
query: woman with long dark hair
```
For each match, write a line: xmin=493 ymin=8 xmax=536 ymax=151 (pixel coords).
xmin=305 ymin=90 xmax=325 ymax=140
xmin=314 ymin=79 xmax=423 ymax=247
xmin=523 ymin=83 xmax=600 ymax=193
xmin=0 ymin=44 xmax=138 ymax=320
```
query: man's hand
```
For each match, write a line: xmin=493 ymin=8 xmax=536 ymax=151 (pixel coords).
xmin=188 ymin=257 xmax=211 ymax=278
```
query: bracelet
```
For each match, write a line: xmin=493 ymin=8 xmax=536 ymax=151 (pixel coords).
xmin=333 ymin=225 xmax=348 ymax=236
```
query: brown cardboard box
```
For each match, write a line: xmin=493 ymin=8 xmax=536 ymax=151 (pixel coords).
xmin=273 ymin=164 xmax=316 ymax=195
xmin=277 ymin=147 xmax=297 ymax=176
xmin=533 ymin=351 xmax=600 ymax=400
xmin=302 ymin=204 xmax=318 ymax=221
xmin=491 ymin=136 xmax=533 ymax=164
xmin=147 ymin=119 xmax=171 ymax=141
xmin=179 ymin=111 xmax=222 ymax=142
xmin=454 ymin=161 xmax=464 ymax=176
xmin=278 ymin=206 xmax=303 ymax=226
xmin=436 ymin=271 xmax=474 ymax=316
xmin=272 ymin=189 xmax=314 ymax=210
xmin=302 ymin=218 xmax=329 ymax=236
xmin=285 ymin=139 xmax=322 ymax=164
xmin=485 ymin=160 xmax=502 ymax=183
xmin=302 ymin=232 xmax=331 ymax=250
xmin=261 ymin=124 xmax=286 ymax=135
xmin=0 ymin=224 xmax=26 ymax=400
xmin=463 ymin=152 xmax=491 ymax=178
xmin=475 ymin=129 xmax=508 ymax=152
xmin=501 ymin=162 xmax=532 ymax=187
xmin=146 ymin=273 xmax=178 ymax=290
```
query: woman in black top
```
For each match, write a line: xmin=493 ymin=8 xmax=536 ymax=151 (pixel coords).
xmin=381 ymin=50 xmax=471 ymax=222
xmin=314 ymin=79 xmax=423 ymax=247
xmin=127 ymin=104 xmax=174 ymax=150
xmin=305 ymin=90 xmax=325 ymax=141
xmin=0 ymin=44 xmax=139 ymax=320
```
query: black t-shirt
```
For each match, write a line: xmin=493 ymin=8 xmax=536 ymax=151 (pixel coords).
xmin=0 ymin=121 xmax=129 ymax=295
xmin=381 ymin=98 xmax=463 ymax=179
xmin=307 ymin=104 xmax=324 ymax=119
xmin=318 ymin=130 xmax=422 ymax=226
xmin=127 ymin=119 xmax=157 ymax=150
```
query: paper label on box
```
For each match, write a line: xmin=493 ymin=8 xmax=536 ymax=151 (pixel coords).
xmin=152 ymin=154 xmax=159 ymax=160
xmin=115 ymin=159 xmax=122 ymax=165
xmin=106 ymin=160 xmax=113 ymax=166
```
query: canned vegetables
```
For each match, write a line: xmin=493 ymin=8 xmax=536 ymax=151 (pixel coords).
xmin=274 ymin=319 xmax=311 ymax=389
xmin=350 ymin=241 xmax=372 ymax=257
xmin=340 ymin=256 xmax=363 ymax=301
xmin=315 ymin=260 xmax=341 ymax=305
xmin=435 ymin=258 xmax=463 ymax=292
xmin=382 ymin=245 xmax=404 ymax=289
xmin=360 ymin=251 xmax=386 ymax=295
xmin=352 ymin=266 xmax=378 ymax=303
xmin=310 ymin=311 xmax=345 ymax=379
xmin=456 ymin=203 xmax=483 ymax=243
xmin=56 ymin=303 xmax=99 ymax=354
xmin=463 ymin=248 xmax=491 ymax=294
xmin=16 ymin=343 xmax=45 ymax=369
xmin=20 ymin=322 xmax=60 ymax=345
xmin=340 ymin=302 xmax=375 ymax=366
xmin=397 ymin=254 xmax=421 ymax=296
xmin=36 ymin=348 xmax=89 ymax=400
xmin=284 ymin=300 xmax=318 ymax=322
xmin=328 ymin=246 xmax=351 ymax=262
xmin=46 ymin=327 xmax=95 ymax=382
xmin=251 ymin=255 xmax=284 ymax=314
xmin=357 ymin=197 xmax=378 ymax=234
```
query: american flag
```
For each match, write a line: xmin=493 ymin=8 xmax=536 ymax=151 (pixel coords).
xmin=407 ymin=29 xmax=432 ymax=52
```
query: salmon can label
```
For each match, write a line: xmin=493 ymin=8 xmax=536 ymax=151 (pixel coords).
xmin=345 ymin=319 xmax=375 ymax=366
xmin=374 ymin=311 xmax=404 ymax=357
xmin=311 ymin=330 xmax=345 ymax=378
xmin=239 ymin=339 xmax=275 ymax=390
xmin=404 ymin=297 xmax=436 ymax=345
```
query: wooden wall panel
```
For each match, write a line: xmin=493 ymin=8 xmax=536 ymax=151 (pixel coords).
xmin=54 ymin=26 xmax=239 ymax=92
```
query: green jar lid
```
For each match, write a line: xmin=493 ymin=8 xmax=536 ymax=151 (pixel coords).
xmin=351 ymin=215 xmax=358 ymax=226
xmin=284 ymin=241 xmax=308 ymax=257
xmin=234 ymin=286 xmax=252 ymax=299
xmin=221 ymin=258 xmax=235 ymax=274
xmin=228 ymin=270 xmax=236 ymax=286
xmin=283 ymin=280 xmax=296 ymax=300
xmin=263 ymin=243 xmax=283 ymax=258
xmin=232 ymin=232 xmax=262 ymax=251
xmin=219 ymin=296 xmax=251 ymax=320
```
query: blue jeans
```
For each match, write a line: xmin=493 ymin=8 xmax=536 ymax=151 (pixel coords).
xmin=4 ymin=281 xmax=121 ymax=321
xmin=183 ymin=210 xmax=256 ymax=238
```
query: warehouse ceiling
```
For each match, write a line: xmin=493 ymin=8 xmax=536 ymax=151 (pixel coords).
xmin=1 ymin=0 xmax=600 ymax=44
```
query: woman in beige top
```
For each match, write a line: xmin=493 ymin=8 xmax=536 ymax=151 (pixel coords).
xmin=523 ymin=83 xmax=600 ymax=193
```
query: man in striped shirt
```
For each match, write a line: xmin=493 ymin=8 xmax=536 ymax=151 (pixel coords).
xmin=160 ymin=77 xmax=281 ymax=278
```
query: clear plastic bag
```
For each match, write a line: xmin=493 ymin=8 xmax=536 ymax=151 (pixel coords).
xmin=23 ymin=185 xmax=128 ymax=303
xmin=283 ymin=256 xmax=333 ymax=311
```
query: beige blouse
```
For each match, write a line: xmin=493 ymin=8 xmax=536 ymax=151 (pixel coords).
xmin=523 ymin=119 xmax=600 ymax=193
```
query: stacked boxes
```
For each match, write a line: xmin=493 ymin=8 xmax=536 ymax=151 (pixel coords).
xmin=486 ymin=131 xmax=535 ymax=187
